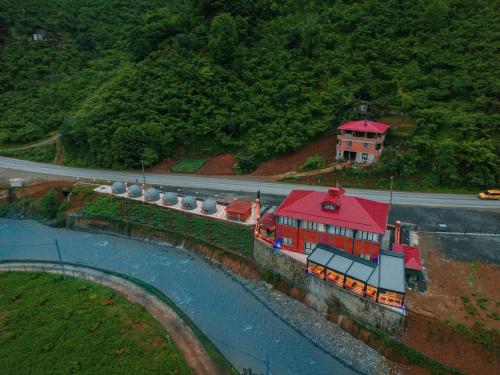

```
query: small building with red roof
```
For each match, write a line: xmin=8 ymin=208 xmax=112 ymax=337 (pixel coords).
xmin=393 ymin=243 xmax=422 ymax=283
xmin=273 ymin=187 xmax=389 ymax=262
xmin=336 ymin=119 xmax=390 ymax=164
xmin=225 ymin=199 xmax=253 ymax=222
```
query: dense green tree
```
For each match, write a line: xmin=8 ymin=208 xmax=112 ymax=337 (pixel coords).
xmin=38 ymin=190 xmax=60 ymax=219
xmin=432 ymin=140 xmax=460 ymax=186
xmin=208 ymin=13 xmax=238 ymax=64
xmin=0 ymin=0 xmax=498 ymax=188
xmin=422 ymin=0 xmax=449 ymax=30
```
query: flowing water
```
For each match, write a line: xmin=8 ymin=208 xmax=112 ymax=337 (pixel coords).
xmin=0 ymin=218 xmax=359 ymax=374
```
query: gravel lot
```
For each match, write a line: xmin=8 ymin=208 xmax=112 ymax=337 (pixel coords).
xmin=389 ymin=205 xmax=500 ymax=233
xmin=428 ymin=234 xmax=500 ymax=265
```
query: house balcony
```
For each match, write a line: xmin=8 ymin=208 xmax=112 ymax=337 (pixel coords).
xmin=337 ymin=133 xmax=384 ymax=143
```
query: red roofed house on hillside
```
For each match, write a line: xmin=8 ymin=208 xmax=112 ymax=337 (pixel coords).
xmin=274 ymin=187 xmax=389 ymax=262
xmin=336 ymin=119 xmax=390 ymax=164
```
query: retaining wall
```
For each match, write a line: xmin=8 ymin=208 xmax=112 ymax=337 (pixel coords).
xmin=254 ymin=239 xmax=405 ymax=335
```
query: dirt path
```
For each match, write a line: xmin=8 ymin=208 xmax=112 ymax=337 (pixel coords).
xmin=2 ymin=134 xmax=60 ymax=151
xmin=0 ymin=262 xmax=228 ymax=375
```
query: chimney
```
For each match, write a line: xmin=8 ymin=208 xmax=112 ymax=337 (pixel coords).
xmin=328 ymin=187 xmax=345 ymax=197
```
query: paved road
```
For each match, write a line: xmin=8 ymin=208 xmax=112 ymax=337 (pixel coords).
xmin=0 ymin=219 xmax=367 ymax=375
xmin=1 ymin=156 xmax=499 ymax=209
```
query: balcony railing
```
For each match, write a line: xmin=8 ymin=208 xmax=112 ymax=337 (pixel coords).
xmin=338 ymin=133 xmax=384 ymax=142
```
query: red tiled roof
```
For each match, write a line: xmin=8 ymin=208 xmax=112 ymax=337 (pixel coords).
xmin=225 ymin=199 xmax=252 ymax=214
xmin=259 ymin=212 xmax=275 ymax=227
xmin=393 ymin=244 xmax=422 ymax=271
xmin=338 ymin=119 xmax=390 ymax=134
xmin=274 ymin=188 xmax=389 ymax=234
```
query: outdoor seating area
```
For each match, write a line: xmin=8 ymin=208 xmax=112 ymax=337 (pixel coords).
xmin=306 ymin=244 xmax=406 ymax=309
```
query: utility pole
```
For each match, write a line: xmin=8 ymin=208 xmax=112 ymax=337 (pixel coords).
xmin=54 ymin=239 xmax=66 ymax=279
xmin=141 ymin=159 xmax=146 ymax=185
xmin=389 ymin=175 xmax=394 ymax=211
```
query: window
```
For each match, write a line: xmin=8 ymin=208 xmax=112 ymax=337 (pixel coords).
xmin=277 ymin=216 xmax=298 ymax=227
xmin=347 ymin=141 xmax=352 ymax=147
xmin=300 ymin=221 xmax=325 ymax=232
xmin=375 ymin=143 xmax=382 ymax=151
xmin=323 ymin=203 xmax=337 ymax=210
xmin=360 ymin=253 xmax=371 ymax=260
xmin=304 ymin=242 xmax=316 ymax=254
xmin=363 ymin=143 xmax=369 ymax=149
xmin=327 ymin=225 xmax=353 ymax=237
xmin=283 ymin=237 xmax=292 ymax=246
xmin=361 ymin=153 xmax=368 ymax=162
xmin=356 ymin=231 xmax=379 ymax=242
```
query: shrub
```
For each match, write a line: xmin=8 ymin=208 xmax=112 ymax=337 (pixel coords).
xmin=300 ymin=154 xmax=326 ymax=171
xmin=37 ymin=190 xmax=61 ymax=219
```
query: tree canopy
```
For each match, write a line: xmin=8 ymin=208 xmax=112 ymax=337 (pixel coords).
xmin=0 ymin=0 xmax=498 ymax=187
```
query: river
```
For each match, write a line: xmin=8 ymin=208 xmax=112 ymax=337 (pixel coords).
xmin=0 ymin=219 xmax=359 ymax=374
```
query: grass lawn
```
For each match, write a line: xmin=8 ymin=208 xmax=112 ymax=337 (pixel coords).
xmin=170 ymin=159 xmax=208 ymax=173
xmin=0 ymin=272 xmax=191 ymax=375
xmin=0 ymin=144 xmax=56 ymax=163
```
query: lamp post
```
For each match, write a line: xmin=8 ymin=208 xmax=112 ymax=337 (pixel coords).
xmin=54 ymin=239 xmax=65 ymax=279
xmin=141 ymin=159 xmax=146 ymax=185
xmin=389 ymin=175 xmax=394 ymax=211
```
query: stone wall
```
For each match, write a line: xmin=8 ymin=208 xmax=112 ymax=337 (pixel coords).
xmin=254 ymin=239 xmax=405 ymax=335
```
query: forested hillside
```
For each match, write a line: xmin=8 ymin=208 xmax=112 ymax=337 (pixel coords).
xmin=0 ymin=0 xmax=498 ymax=187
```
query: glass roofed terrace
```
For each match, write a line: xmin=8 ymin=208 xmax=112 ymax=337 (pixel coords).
xmin=306 ymin=244 xmax=406 ymax=310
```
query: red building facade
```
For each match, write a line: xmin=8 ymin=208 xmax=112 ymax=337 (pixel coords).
xmin=274 ymin=187 xmax=389 ymax=262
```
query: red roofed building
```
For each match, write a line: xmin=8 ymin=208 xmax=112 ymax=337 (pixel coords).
xmin=336 ymin=119 xmax=390 ymax=164
xmin=225 ymin=199 xmax=253 ymax=222
xmin=393 ymin=243 xmax=422 ymax=283
xmin=274 ymin=187 xmax=389 ymax=262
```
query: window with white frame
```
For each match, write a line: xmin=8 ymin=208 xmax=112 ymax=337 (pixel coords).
xmin=277 ymin=216 xmax=298 ymax=227
xmin=283 ymin=237 xmax=292 ymax=246
xmin=322 ymin=203 xmax=337 ymax=210
xmin=356 ymin=231 xmax=379 ymax=242
xmin=361 ymin=153 xmax=368 ymax=162
xmin=327 ymin=225 xmax=353 ymax=237
xmin=363 ymin=143 xmax=369 ymax=149
xmin=347 ymin=140 xmax=352 ymax=147
xmin=304 ymin=242 xmax=316 ymax=254
xmin=300 ymin=221 xmax=325 ymax=232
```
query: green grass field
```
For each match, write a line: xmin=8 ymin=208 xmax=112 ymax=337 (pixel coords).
xmin=0 ymin=272 xmax=190 ymax=375
xmin=170 ymin=159 xmax=208 ymax=173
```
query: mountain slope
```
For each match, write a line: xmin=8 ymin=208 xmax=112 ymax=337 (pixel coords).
xmin=0 ymin=0 xmax=498 ymax=186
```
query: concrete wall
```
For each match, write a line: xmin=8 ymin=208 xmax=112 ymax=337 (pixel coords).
xmin=254 ymin=239 xmax=405 ymax=335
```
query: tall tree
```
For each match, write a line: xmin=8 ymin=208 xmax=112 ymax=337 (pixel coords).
xmin=208 ymin=13 xmax=238 ymax=64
